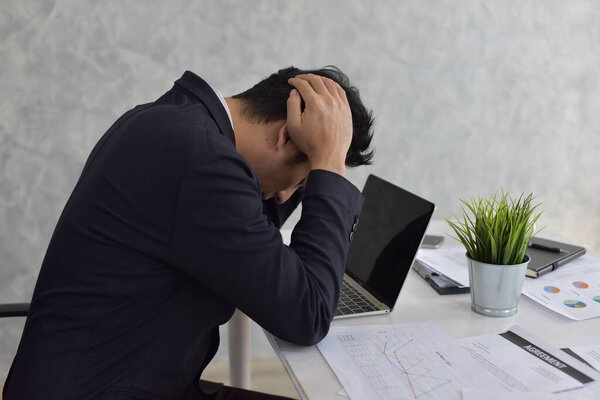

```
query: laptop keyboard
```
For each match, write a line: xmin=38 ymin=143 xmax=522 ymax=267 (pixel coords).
xmin=336 ymin=280 xmax=380 ymax=316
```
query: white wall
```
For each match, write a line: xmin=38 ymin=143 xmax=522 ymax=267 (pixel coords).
xmin=2 ymin=0 xmax=600 ymax=380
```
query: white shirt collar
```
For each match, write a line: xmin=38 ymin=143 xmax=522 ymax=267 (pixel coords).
xmin=212 ymin=87 xmax=234 ymax=131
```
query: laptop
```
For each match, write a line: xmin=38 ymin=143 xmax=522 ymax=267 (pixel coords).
xmin=334 ymin=174 xmax=435 ymax=319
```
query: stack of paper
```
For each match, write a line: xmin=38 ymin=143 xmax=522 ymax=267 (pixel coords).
xmin=317 ymin=321 xmax=600 ymax=400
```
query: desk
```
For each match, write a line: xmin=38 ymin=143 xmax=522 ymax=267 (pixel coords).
xmin=266 ymin=222 xmax=600 ymax=400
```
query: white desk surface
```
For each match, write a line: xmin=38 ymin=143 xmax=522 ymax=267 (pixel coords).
xmin=267 ymin=221 xmax=600 ymax=400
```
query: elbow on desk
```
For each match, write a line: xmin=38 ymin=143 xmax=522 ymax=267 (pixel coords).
xmin=276 ymin=309 xmax=333 ymax=346
xmin=266 ymin=273 xmax=339 ymax=346
xmin=297 ymin=327 xmax=330 ymax=346
xmin=281 ymin=326 xmax=329 ymax=346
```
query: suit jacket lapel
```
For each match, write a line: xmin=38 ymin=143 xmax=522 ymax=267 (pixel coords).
xmin=175 ymin=71 xmax=236 ymax=145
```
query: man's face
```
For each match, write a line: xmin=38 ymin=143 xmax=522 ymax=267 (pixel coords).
xmin=232 ymin=112 xmax=312 ymax=205
xmin=256 ymin=143 xmax=311 ymax=204
xmin=257 ymin=152 xmax=310 ymax=204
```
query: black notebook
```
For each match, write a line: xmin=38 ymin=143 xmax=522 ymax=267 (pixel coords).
xmin=526 ymin=237 xmax=586 ymax=278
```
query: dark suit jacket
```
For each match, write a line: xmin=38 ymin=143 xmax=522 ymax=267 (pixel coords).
xmin=3 ymin=71 xmax=363 ymax=400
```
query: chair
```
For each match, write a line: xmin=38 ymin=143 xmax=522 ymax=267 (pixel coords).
xmin=0 ymin=303 xmax=29 ymax=318
xmin=0 ymin=303 xmax=29 ymax=390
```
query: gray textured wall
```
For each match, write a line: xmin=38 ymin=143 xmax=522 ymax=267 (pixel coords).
xmin=2 ymin=0 xmax=600 ymax=381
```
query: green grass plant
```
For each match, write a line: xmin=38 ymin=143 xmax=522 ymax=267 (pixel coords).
xmin=446 ymin=191 xmax=543 ymax=265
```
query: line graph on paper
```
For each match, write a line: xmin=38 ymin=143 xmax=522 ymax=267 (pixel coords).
xmin=382 ymin=338 xmax=452 ymax=398
xmin=320 ymin=323 xmax=481 ymax=400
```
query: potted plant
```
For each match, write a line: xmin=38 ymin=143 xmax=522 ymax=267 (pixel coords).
xmin=446 ymin=191 xmax=543 ymax=317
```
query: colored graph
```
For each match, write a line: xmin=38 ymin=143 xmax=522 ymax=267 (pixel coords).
xmin=572 ymin=281 xmax=589 ymax=289
xmin=543 ymin=286 xmax=560 ymax=294
xmin=593 ymin=296 xmax=600 ymax=303
xmin=380 ymin=339 xmax=452 ymax=398
xmin=563 ymin=300 xmax=586 ymax=308
xmin=332 ymin=328 xmax=470 ymax=400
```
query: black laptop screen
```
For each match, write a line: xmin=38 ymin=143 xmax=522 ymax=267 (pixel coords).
xmin=346 ymin=175 xmax=435 ymax=307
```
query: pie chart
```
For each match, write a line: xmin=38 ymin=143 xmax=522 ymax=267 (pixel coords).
xmin=543 ymin=286 xmax=560 ymax=294
xmin=563 ymin=300 xmax=586 ymax=308
xmin=593 ymin=296 xmax=600 ymax=303
xmin=572 ymin=281 xmax=589 ymax=289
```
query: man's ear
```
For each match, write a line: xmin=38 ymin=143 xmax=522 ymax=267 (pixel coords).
xmin=274 ymin=121 xmax=291 ymax=151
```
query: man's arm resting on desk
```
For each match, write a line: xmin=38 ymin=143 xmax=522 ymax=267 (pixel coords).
xmin=171 ymin=154 xmax=363 ymax=345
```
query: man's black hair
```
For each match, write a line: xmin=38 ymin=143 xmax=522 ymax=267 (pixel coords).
xmin=232 ymin=66 xmax=374 ymax=167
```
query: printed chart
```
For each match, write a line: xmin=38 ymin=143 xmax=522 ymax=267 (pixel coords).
xmin=522 ymin=255 xmax=600 ymax=320
xmin=337 ymin=331 xmax=453 ymax=398
xmin=317 ymin=321 xmax=486 ymax=400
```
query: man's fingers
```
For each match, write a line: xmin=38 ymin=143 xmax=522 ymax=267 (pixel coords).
xmin=296 ymin=74 xmax=331 ymax=95
xmin=336 ymin=84 xmax=348 ymax=101
xmin=288 ymin=77 xmax=318 ymax=104
xmin=290 ymin=74 xmax=342 ymax=97
xmin=286 ymin=89 xmax=302 ymax=130
xmin=322 ymin=78 xmax=343 ymax=99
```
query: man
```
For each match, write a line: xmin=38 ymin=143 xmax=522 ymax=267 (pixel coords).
xmin=4 ymin=66 xmax=374 ymax=399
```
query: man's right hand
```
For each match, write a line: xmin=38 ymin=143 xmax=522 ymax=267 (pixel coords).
xmin=286 ymin=74 xmax=353 ymax=177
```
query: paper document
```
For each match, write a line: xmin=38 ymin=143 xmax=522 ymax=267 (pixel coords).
xmin=522 ymin=254 xmax=600 ymax=320
xmin=455 ymin=326 xmax=600 ymax=394
xmin=316 ymin=321 xmax=503 ymax=400
xmin=416 ymin=247 xmax=470 ymax=286
xmin=566 ymin=343 xmax=600 ymax=372
xmin=462 ymin=387 xmax=600 ymax=400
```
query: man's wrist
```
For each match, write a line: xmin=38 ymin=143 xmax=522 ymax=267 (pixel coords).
xmin=310 ymin=161 xmax=346 ymax=177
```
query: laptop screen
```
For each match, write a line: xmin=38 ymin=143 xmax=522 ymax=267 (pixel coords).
xmin=346 ymin=175 xmax=435 ymax=307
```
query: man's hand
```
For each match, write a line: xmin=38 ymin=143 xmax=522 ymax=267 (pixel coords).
xmin=287 ymin=74 xmax=353 ymax=176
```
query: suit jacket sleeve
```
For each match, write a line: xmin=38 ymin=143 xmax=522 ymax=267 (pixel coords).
xmin=261 ymin=188 xmax=303 ymax=228
xmin=170 ymin=149 xmax=363 ymax=345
